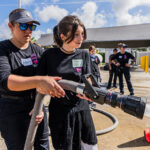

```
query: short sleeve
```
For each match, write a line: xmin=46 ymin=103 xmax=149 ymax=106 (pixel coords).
xmin=0 ymin=45 xmax=12 ymax=92
xmin=111 ymin=53 xmax=117 ymax=60
xmin=96 ymin=56 xmax=100 ymax=64
xmin=37 ymin=50 xmax=48 ymax=75
xmin=128 ymin=53 xmax=135 ymax=59
xmin=109 ymin=54 xmax=112 ymax=60
xmin=82 ymin=50 xmax=92 ymax=74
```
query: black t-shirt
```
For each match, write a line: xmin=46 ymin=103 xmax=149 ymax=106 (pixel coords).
xmin=37 ymin=48 xmax=91 ymax=110
xmin=111 ymin=51 xmax=135 ymax=67
xmin=0 ymin=40 xmax=43 ymax=97
xmin=109 ymin=54 xmax=118 ymax=68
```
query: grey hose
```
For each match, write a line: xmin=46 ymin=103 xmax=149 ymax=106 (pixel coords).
xmin=91 ymin=107 xmax=119 ymax=135
xmin=24 ymin=93 xmax=45 ymax=150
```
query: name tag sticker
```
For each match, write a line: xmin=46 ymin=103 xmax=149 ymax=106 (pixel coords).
xmin=21 ymin=58 xmax=33 ymax=66
xmin=72 ymin=59 xmax=83 ymax=68
xmin=119 ymin=55 xmax=122 ymax=59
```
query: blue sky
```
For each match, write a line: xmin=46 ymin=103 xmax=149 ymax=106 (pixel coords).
xmin=1 ymin=0 xmax=150 ymax=40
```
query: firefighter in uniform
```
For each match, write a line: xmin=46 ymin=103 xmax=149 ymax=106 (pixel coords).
xmin=111 ymin=43 xmax=135 ymax=95
xmin=107 ymin=48 xmax=118 ymax=89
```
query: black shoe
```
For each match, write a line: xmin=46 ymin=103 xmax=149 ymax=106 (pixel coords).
xmin=120 ymin=91 xmax=124 ymax=95
xmin=107 ymin=86 xmax=111 ymax=89
xmin=130 ymin=92 xmax=134 ymax=96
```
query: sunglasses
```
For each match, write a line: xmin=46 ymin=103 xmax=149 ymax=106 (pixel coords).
xmin=18 ymin=23 xmax=37 ymax=31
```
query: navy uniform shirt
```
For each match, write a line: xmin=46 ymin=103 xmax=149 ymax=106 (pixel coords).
xmin=109 ymin=54 xmax=118 ymax=69
xmin=111 ymin=51 xmax=135 ymax=67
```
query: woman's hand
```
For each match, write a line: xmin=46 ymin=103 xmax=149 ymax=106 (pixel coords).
xmin=29 ymin=109 xmax=44 ymax=124
xmin=109 ymin=66 xmax=112 ymax=70
xmin=36 ymin=76 xmax=65 ymax=98
xmin=76 ymin=94 xmax=93 ymax=102
xmin=125 ymin=63 xmax=130 ymax=67
xmin=115 ymin=63 xmax=120 ymax=66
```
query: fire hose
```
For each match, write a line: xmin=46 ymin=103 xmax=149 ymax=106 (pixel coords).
xmin=24 ymin=74 xmax=148 ymax=150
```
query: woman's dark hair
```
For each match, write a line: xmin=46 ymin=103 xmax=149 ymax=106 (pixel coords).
xmin=53 ymin=15 xmax=87 ymax=47
xmin=113 ymin=48 xmax=118 ymax=52
xmin=89 ymin=45 xmax=96 ymax=51
xmin=9 ymin=8 xmax=26 ymax=26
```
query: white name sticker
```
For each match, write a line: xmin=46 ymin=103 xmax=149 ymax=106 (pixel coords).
xmin=72 ymin=59 xmax=83 ymax=68
xmin=119 ymin=55 xmax=122 ymax=59
xmin=21 ymin=58 xmax=33 ymax=66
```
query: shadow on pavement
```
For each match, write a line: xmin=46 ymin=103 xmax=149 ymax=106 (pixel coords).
xmin=117 ymin=136 xmax=150 ymax=148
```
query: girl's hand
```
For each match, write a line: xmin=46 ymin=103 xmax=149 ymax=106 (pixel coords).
xmin=29 ymin=109 xmax=44 ymax=124
xmin=76 ymin=94 xmax=93 ymax=102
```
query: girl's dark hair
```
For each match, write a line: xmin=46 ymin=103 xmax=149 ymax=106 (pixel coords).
xmin=53 ymin=15 xmax=87 ymax=47
xmin=9 ymin=8 xmax=26 ymax=26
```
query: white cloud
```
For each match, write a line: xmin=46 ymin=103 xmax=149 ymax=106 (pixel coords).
xmin=32 ymin=28 xmax=52 ymax=40
xmin=46 ymin=28 xmax=52 ymax=33
xmin=51 ymin=0 xmax=60 ymax=3
xmin=0 ymin=19 xmax=11 ymax=40
xmin=32 ymin=29 xmax=45 ymax=40
xmin=22 ymin=0 xmax=34 ymax=6
xmin=35 ymin=5 xmax=68 ymax=22
xmin=72 ymin=1 xmax=107 ymax=28
xmin=112 ymin=0 xmax=150 ymax=25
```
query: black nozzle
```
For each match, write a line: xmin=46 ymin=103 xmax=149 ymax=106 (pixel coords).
xmin=104 ymin=92 xmax=146 ymax=119
xmin=86 ymin=88 xmax=146 ymax=119
xmin=117 ymin=95 xmax=146 ymax=119
xmin=81 ymin=74 xmax=146 ymax=119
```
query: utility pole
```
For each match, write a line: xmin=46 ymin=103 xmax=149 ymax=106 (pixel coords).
xmin=19 ymin=0 xmax=21 ymax=8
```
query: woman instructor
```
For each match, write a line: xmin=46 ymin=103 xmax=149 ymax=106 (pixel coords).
xmin=0 ymin=8 xmax=65 ymax=150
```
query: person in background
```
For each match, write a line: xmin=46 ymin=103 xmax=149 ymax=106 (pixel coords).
xmin=0 ymin=8 xmax=65 ymax=150
xmin=89 ymin=45 xmax=102 ymax=82
xmin=95 ymin=49 xmax=103 ymax=64
xmin=37 ymin=15 xmax=98 ymax=150
xmin=107 ymin=48 xmax=118 ymax=89
xmin=111 ymin=43 xmax=135 ymax=95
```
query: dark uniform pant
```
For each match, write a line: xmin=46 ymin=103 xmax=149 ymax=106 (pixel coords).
xmin=0 ymin=97 xmax=49 ymax=150
xmin=107 ymin=67 xmax=118 ymax=88
xmin=118 ymin=67 xmax=134 ymax=93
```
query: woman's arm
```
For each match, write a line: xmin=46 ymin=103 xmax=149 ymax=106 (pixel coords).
xmin=8 ymin=74 xmax=65 ymax=98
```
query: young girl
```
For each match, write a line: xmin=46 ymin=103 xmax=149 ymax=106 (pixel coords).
xmin=37 ymin=15 xmax=98 ymax=150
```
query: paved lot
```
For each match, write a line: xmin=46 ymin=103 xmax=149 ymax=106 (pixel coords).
xmin=94 ymin=68 xmax=150 ymax=150
xmin=1 ymin=68 xmax=150 ymax=150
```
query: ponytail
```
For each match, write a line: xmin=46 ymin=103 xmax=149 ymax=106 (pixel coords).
xmin=53 ymin=25 xmax=63 ymax=47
